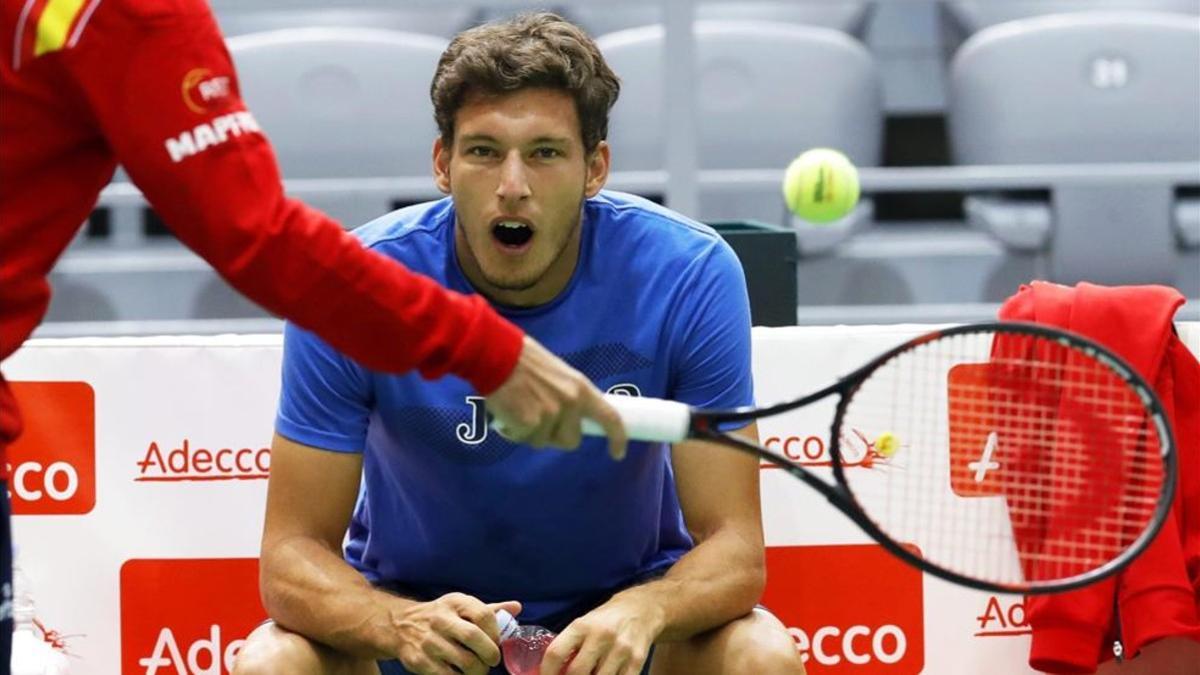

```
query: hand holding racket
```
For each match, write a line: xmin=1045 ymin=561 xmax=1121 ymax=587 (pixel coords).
xmin=575 ymin=322 xmax=1176 ymax=594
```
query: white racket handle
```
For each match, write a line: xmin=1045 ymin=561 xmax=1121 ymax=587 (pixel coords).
xmin=581 ymin=394 xmax=691 ymax=443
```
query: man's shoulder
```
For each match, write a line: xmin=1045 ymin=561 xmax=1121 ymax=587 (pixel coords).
xmin=351 ymin=199 xmax=453 ymax=253
xmin=588 ymin=190 xmax=723 ymax=244
xmin=587 ymin=190 xmax=741 ymax=274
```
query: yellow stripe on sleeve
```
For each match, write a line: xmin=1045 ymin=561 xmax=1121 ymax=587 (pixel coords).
xmin=33 ymin=0 xmax=87 ymax=57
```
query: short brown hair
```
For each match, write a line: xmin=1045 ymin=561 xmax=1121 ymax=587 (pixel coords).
xmin=431 ymin=12 xmax=620 ymax=153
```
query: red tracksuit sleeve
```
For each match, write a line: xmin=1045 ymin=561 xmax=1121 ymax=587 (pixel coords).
xmin=61 ymin=0 xmax=522 ymax=394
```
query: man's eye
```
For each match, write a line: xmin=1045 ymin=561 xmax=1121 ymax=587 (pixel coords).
xmin=467 ymin=146 xmax=494 ymax=157
xmin=534 ymin=147 xmax=561 ymax=159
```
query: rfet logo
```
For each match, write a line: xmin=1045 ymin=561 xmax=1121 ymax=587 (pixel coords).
xmin=763 ymin=544 xmax=924 ymax=673
xmin=182 ymin=68 xmax=233 ymax=114
xmin=6 ymin=382 xmax=96 ymax=515
xmin=121 ymin=559 xmax=266 ymax=675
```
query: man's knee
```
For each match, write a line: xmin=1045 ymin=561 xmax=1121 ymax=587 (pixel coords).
xmin=723 ymin=609 xmax=805 ymax=675
xmin=726 ymin=636 xmax=805 ymax=675
xmin=653 ymin=608 xmax=804 ymax=675
xmin=231 ymin=622 xmax=333 ymax=675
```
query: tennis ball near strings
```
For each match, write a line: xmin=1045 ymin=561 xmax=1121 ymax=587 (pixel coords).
xmin=782 ymin=148 xmax=860 ymax=224
xmin=874 ymin=432 xmax=899 ymax=458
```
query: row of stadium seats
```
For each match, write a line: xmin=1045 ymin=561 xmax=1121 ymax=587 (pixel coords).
xmin=206 ymin=0 xmax=1200 ymax=42
xmin=51 ymin=6 xmax=1200 ymax=328
xmin=225 ymin=11 xmax=1200 ymax=243
xmin=209 ymin=1 xmax=872 ymax=41
xmin=205 ymin=0 xmax=1198 ymax=113
xmin=103 ymin=10 xmax=1200 ymax=229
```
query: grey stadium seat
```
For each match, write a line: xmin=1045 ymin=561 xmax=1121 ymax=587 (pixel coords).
xmin=226 ymin=27 xmax=448 ymax=228
xmin=597 ymin=21 xmax=883 ymax=255
xmin=213 ymin=7 xmax=478 ymax=39
xmin=44 ymin=278 xmax=118 ymax=323
xmin=573 ymin=2 xmax=873 ymax=40
xmin=939 ymin=0 xmax=1200 ymax=55
xmin=946 ymin=11 xmax=1200 ymax=286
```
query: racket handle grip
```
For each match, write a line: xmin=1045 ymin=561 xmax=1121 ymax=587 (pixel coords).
xmin=582 ymin=395 xmax=691 ymax=443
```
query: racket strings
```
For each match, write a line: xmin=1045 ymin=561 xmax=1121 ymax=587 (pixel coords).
xmin=838 ymin=329 xmax=1166 ymax=588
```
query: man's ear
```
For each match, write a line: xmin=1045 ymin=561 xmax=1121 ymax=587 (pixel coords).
xmin=432 ymin=136 xmax=451 ymax=194
xmin=584 ymin=140 xmax=611 ymax=198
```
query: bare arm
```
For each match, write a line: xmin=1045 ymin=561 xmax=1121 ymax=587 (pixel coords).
xmin=259 ymin=432 xmax=403 ymax=656
xmin=260 ymin=433 xmax=516 ymax=673
xmin=542 ymin=424 xmax=765 ymax=674
xmin=621 ymin=422 xmax=765 ymax=641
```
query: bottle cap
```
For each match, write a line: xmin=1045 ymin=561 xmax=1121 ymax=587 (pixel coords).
xmin=495 ymin=608 xmax=519 ymax=641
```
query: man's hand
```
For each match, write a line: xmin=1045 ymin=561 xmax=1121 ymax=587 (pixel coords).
xmin=392 ymin=593 xmax=520 ymax=675
xmin=487 ymin=336 xmax=628 ymax=459
xmin=540 ymin=593 xmax=664 ymax=675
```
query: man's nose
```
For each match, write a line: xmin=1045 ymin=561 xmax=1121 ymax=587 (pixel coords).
xmin=496 ymin=151 xmax=532 ymax=202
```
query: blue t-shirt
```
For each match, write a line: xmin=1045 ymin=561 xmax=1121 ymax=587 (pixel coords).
xmin=276 ymin=190 xmax=754 ymax=622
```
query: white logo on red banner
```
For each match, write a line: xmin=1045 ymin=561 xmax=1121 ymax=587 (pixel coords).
xmin=763 ymin=544 xmax=925 ymax=673
xmin=121 ymin=559 xmax=266 ymax=675
xmin=7 ymin=382 xmax=95 ymax=515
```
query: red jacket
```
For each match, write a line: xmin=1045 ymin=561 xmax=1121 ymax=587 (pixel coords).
xmin=1000 ymin=281 xmax=1200 ymax=673
xmin=0 ymin=0 xmax=524 ymax=472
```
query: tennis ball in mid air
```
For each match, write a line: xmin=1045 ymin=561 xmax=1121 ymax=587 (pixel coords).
xmin=782 ymin=148 xmax=860 ymax=224
xmin=874 ymin=432 xmax=899 ymax=458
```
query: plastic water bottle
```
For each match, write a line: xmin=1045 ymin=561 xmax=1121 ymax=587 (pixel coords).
xmin=10 ymin=553 xmax=71 ymax=675
xmin=495 ymin=609 xmax=561 ymax=675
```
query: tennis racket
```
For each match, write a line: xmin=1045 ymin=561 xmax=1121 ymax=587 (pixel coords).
xmin=579 ymin=322 xmax=1176 ymax=595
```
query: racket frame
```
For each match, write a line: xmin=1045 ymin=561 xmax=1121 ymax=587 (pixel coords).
xmin=687 ymin=321 xmax=1177 ymax=595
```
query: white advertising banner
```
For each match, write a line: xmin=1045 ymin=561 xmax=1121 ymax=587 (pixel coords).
xmin=8 ymin=337 xmax=282 ymax=675
xmin=8 ymin=325 xmax=1199 ymax=674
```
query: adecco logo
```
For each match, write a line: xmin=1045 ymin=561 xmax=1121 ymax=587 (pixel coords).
xmin=121 ymin=559 xmax=266 ymax=675
xmin=763 ymin=545 xmax=925 ymax=673
xmin=974 ymin=595 xmax=1031 ymax=638
xmin=762 ymin=429 xmax=892 ymax=470
xmin=7 ymin=382 xmax=96 ymax=515
xmin=135 ymin=439 xmax=270 ymax=482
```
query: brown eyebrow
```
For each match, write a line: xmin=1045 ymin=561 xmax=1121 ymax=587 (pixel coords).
xmin=459 ymin=134 xmax=499 ymax=144
xmin=458 ymin=134 xmax=570 ymax=146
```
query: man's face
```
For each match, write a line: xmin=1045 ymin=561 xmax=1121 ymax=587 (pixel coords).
xmin=434 ymin=87 xmax=609 ymax=306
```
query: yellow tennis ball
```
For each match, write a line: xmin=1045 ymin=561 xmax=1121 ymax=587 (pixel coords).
xmin=782 ymin=148 xmax=861 ymax=224
xmin=875 ymin=432 xmax=898 ymax=458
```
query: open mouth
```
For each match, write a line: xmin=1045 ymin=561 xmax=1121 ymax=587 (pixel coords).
xmin=491 ymin=220 xmax=534 ymax=249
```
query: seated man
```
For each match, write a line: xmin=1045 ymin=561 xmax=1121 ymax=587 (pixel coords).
xmin=234 ymin=12 xmax=803 ymax=675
